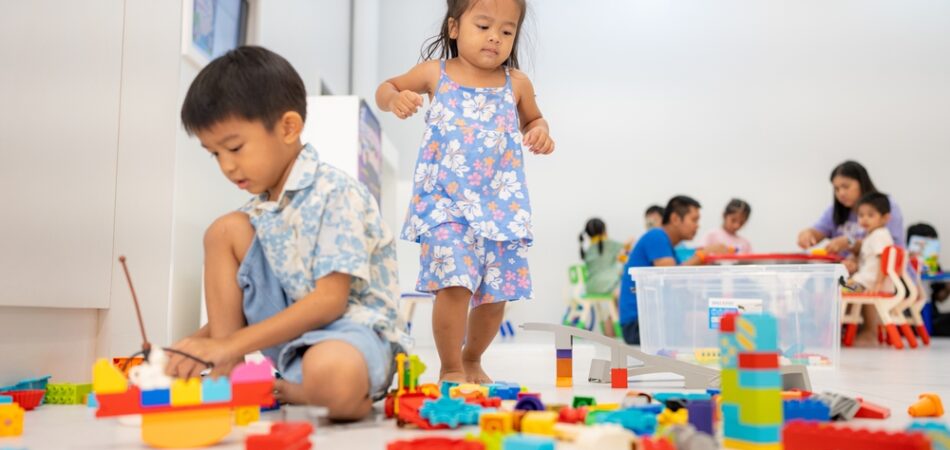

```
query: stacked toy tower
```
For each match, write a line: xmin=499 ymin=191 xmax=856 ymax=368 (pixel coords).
xmin=720 ymin=312 xmax=784 ymax=450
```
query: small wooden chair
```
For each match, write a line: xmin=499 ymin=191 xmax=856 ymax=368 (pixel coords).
xmin=563 ymin=264 xmax=621 ymax=337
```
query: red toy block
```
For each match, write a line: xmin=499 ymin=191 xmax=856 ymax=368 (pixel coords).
xmin=396 ymin=394 xmax=448 ymax=430
xmin=5 ymin=390 xmax=45 ymax=411
xmin=246 ymin=422 xmax=313 ymax=450
xmin=611 ymin=368 xmax=628 ymax=388
xmin=738 ymin=352 xmax=780 ymax=369
xmin=783 ymin=420 xmax=931 ymax=450
xmin=387 ymin=437 xmax=484 ymax=450
xmin=854 ymin=398 xmax=891 ymax=419
xmin=720 ymin=312 xmax=738 ymax=332
xmin=466 ymin=396 xmax=501 ymax=408
xmin=640 ymin=436 xmax=676 ymax=450
xmin=558 ymin=406 xmax=588 ymax=424
xmin=517 ymin=392 xmax=541 ymax=400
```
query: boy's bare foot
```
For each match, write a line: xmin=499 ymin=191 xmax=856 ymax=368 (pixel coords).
xmin=853 ymin=333 xmax=880 ymax=347
xmin=462 ymin=359 xmax=492 ymax=384
xmin=273 ymin=379 xmax=307 ymax=405
xmin=439 ymin=369 xmax=467 ymax=384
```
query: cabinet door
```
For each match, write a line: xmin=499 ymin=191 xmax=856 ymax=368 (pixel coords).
xmin=0 ymin=1 xmax=125 ymax=308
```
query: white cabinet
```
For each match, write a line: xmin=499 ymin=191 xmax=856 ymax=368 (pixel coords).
xmin=0 ymin=1 xmax=126 ymax=308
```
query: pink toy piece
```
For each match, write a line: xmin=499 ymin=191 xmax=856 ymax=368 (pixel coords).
xmin=231 ymin=359 xmax=276 ymax=383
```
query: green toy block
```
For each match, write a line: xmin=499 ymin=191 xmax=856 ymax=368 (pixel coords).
xmin=737 ymin=388 xmax=783 ymax=425
xmin=45 ymin=383 xmax=92 ymax=405
xmin=572 ymin=396 xmax=596 ymax=408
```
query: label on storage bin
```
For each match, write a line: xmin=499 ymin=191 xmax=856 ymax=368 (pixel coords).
xmin=708 ymin=298 xmax=763 ymax=329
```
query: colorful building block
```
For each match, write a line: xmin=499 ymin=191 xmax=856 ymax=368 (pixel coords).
xmin=0 ymin=395 xmax=10 ymax=404
xmin=170 ymin=378 xmax=202 ymax=406
xmin=574 ymin=424 xmax=636 ymax=450
xmin=502 ymin=434 xmax=555 ymax=450
xmin=520 ymin=411 xmax=558 ymax=436
xmin=451 ymin=384 xmax=490 ymax=399
xmin=515 ymin=396 xmax=544 ymax=411
xmin=687 ymin=398 xmax=715 ymax=435
xmin=93 ymin=358 xmax=128 ymax=394
xmin=480 ymin=411 xmax=514 ymax=434
xmin=572 ymin=396 xmax=596 ymax=408
xmin=45 ymin=383 xmax=93 ymax=405
xmin=245 ymin=422 xmax=313 ymax=450
xmin=908 ymin=393 xmax=944 ymax=418
xmin=486 ymin=382 xmax=521 ymax=400
xmin=141 ymin=388 xmax=171 ymax=407
xmin=591 ymin=407 xmax=657 ymax=436
xmin=202 ymin=377 xmax=232 ymax=404
xmin=906 ymin=421 xmax=950 ymax=450
xmin=0 ymin=403 xmax=25 ymax=437
xmin=142 ymin=407 xmax=232 ymax=449
xmin=783 ymin=420 xmax=932 ymax=450
xmin=235 ymin=405 xmax=261 ymax=426
xmin=657 ymin=407 xmax=688 ymax=427
xmin=387 ymin=437 xmax=484 ymax=450
xmin=112 ymin=357 xmax=144 ymax=376
xmin=420 ymin=397 xmax=482 ymax=428
xmin=784 ymin=398 xmax=830 ymax=422
xmin=231 ymin=360 xmax=273 ymax=383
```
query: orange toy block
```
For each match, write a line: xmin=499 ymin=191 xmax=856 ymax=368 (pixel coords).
xmin=908 ymin=393 xmax=944 ymax=418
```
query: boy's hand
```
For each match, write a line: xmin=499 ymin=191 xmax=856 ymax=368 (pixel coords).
xmin=704 ymin=243 xmax=731 ymax=256
xmin=389 ymin=90 xmax=423 ymax=119
xmin=165 ymin=336 xmax=240 ymax=379
xmin=523 ymin=128 xmax=555 ymax=155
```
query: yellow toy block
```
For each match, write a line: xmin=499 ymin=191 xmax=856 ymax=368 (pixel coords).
xmin=450 ymin=383 xmax=489 ymax=399
xmin=170 ymin=378 xmax=202 ymax=406
xmin=471 ymin=431 xmax=504 ymax=450
xmin=0 ymin=403 xmax=25 ymax=437
xmin=521 ymin=411 xmax=558 ymax=436
xmin=480 ymin=411 xmax=513 ymax=434
xmin=722 ymin=438 xmax=782 ymax=450
xmin=93 ymin=358 xmax=128 ymax=394
xmin=737 ymin=389 xmax=782 ymax=425
xmin=657 ymin=408 xmax=688 ymax=426
xmin=234 ymin=405 xmax=261 ymax=426
xmin=141 ymin=407 xmax=231 ymax=448
xmin=556 ymin=377 xmax=572 ymax=388
xmin=588 ymin=403 xmax=620 ymax=412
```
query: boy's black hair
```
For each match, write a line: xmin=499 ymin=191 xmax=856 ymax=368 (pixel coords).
xmin=856 ymin=191 xmax=891 ymax=216
xmin=907 ymin=222 xmax=938 ymax=243
xmin=181 ymin=46 xmax=307 ymax=135
xmin=645 ymin=205 xmax=665 ymax=217
xmin=830 ymin=160 xmax=878 ymax=227
xmin=421 ymin=0 xmax=528 ymax=69
xmin=579 ymin=218 xmax=606 ymax=259
xmin=724 ymin=198 xmax=752 ymax=219
xmin=663 ymin=196 xmax=701 ymax=225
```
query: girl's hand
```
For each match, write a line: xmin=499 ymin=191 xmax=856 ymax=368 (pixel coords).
xmin=389 ymin=91 xmax=423 ymax=119
xmin=523 ymin=128 xmax=555 ymax=155
xmin=797 ymin=229 xmax=818 ymax=249
xmin=165 ymin=336 xmax=240 ymax=379
xmin=825 ymin=236 xmax=851 ymax=254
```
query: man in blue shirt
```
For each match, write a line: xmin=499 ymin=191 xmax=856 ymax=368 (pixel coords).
xmin=619 ymin=196 xmax=729 ymax=345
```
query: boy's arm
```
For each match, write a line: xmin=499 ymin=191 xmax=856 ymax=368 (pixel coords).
xmin=376 ymin=61 xmax=439 ymax=118
xmin=511 ymin=70 xmax=554 ymax=155
xmin=872 ymin=255 xmax=886 ymax=293
xmin=167 ymin=272 xmax=351 ymax=378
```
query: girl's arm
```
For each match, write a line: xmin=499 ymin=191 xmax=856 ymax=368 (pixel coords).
xmin=511 ymin=69 xmax=555 ymax=154
xmin=797 ymin=228 xmax=826 ymax=249
xmin=376 ymin=61 xmax=440 ymax=119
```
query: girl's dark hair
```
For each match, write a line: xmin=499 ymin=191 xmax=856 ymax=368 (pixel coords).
xmin=579 ymin=218 xmax=606 ymax=259
xmin=830 ymin=160 xmax=878 ymax=227
xmin=907 ymin=222 xmax=938 ymax=243
xmin=724 ymin=199 xmax=751 ymax=219
xmin=421 ymin=0 xmax=527 ymax=69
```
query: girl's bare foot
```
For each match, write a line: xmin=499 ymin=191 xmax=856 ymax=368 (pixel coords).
xmin=853 ymin=333 xmax=880 ymax=347
xmin=439 ymin=369 xmax=467 ymax=384
xmin=462 ymin=359 xmax=492 ymax=384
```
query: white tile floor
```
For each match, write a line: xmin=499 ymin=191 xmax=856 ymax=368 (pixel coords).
xmin=3 ymin=337 xmax=949 ymax=449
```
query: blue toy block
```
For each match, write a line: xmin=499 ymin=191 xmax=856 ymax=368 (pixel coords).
xmin=440 ymin=381 xmax=459 ymax=398
xmin=0 ymin=396 xmax=10 ymax=404
xmin=687 ymin=399 xmax=715 ymax=435
xmin=487 ymin=382 xmax=521 ymax=400
xmin=653 ymin=392 xmax=712 ymax=403
xmin=86 ymin=393 xmax=98 ymax=409
xmin=595 ymin=407 xmax=657 ymax=436
xmin=738 ymin=370 xmax=782 ymax=389
xmin=503 ymin=434 xmax=555 ymax=450
xmin=706 ymin=388 xmax=721 ymax=396
xmin=783 ymin=398 xmax=830 ymax=422
xmin=140 ymin=388 xmax=170 ymax=407
xmin=419 ymin=397 xmax=482 ymax=428
xmin=735 ymin=314 xmax=778 ymax=352
xmin=0 ymin=375 xmax=51 ymax=393
xmin=515 ymin=396 xmax=545 ymax=411
xmin=906 ymin=421 xmax=950 ymax=450
xmin=201 ymin=378 xmax=231 ymax=403
xmin=629 ymin=403 xmax=664 ymax=415
xmin=722 ymin=404 xmax=781 ymax=443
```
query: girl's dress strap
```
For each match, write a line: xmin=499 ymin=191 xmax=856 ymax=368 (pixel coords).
xmin=440 ymin=59 xmax=447 ymax=74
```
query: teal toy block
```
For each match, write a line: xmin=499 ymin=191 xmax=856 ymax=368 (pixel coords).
xmin=594 ymin=407 xmax=657 ymax=436
xmin=140 ymin=388 xmax=170 ymax=407
xmin=201 ymin=377 xmax=231 ymax=403
xmin=738 ymin=370 xmax=782 ymax=389
xmin=0 ymin=395 xmax=11 ymax=404
xmin=907 ymin=421 xmax=950 ymax=450
xmin=86 ymin=393 xmax=98 ymax=409
xmin=653 ymin=392 xmax=712 ymax=403
xmin=735 ymin=314 xmax=778 ymax=352
xmin=503 ymin=434 xmax=555 ymax=450
xmin=440 ymin=381 xmax=459 ymax=398
xmin=723 ymin=404 xmax=782 ymax=443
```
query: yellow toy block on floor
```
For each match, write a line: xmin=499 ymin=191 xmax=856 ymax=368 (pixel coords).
xmin=93 ymin=358 xmax=128 ymax=394
xmin=480 ymin=411 xmax=513 ymax=434
xmin=235 ymin=405 xmax=261 ymax=426
xmin=450 ymin=384 xmax=489 ymax=399
xmin=0 ymin=403 xmax=25 ymax=437
xmin=521 ymin=411 xmax=558 ymax=436
xmin=722 ymin=438 xmax=782 ymax=450
xmin=170 ymin=378 xmax=202 ymax=406
xmin=657 ymin=408 xmax=688 ymax=426
xmin=141 ymin=407 xmax=231 ymax=448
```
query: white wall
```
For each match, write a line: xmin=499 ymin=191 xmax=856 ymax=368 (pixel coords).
xmin=378 ymin=0 xmax=950 ymax=326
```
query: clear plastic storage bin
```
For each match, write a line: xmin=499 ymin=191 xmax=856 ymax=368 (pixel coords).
xmin=629 ymin=264 xmax=845 ymax=368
